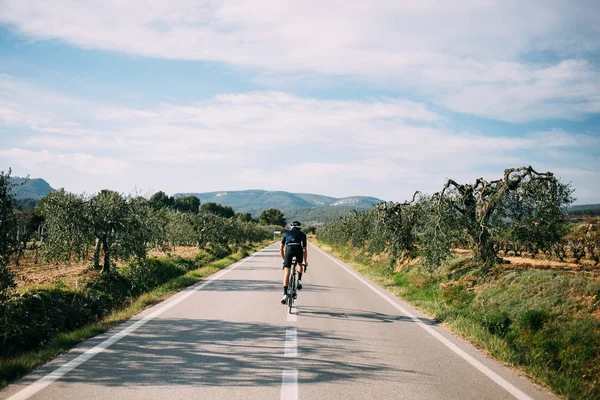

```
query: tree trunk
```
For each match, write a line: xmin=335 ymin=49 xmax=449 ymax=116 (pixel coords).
xmin=472 ymin=227 xmax=497 ymax=272
xmin=102 ymin=238 xmax=110 ymax=274
xmin=93 ymin=238 xmax=101 ymax=270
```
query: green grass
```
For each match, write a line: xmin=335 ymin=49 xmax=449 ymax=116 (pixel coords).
xmin=315 ymin=239 xmax=600 ymax=400
xmin=0 ymin=242 xmax=269 ymax=389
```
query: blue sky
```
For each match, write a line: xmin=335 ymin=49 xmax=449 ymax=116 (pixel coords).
xmin=0 ymin=1 xmax=599 ymax=204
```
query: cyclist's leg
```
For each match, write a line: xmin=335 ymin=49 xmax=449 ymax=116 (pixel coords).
xmin=295 ymin=249 xmax=304 ymax=289
xmin=281 ymin=248 xmax=293 ymax=303
xmin=283 ymin=268 xmax=290 ymax=288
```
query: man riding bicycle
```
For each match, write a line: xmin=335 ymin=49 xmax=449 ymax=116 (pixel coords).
xmin=280 ymin=220 xmax=308 ymax=304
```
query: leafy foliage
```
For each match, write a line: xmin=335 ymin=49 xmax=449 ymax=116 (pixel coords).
xmin=318 ymin=166 xmax=574 ymax=275
xmin=0 ymin=170 xmax=18 ymax=303
xmin=201 ymin=202 xmax=235 ymax=218
xmin=437 ymin=166 xmax=574 ymax=271
xmin=148 ymin=191 xmax=175 ymax=210
xmin=174 ymin=195 xmax=200 ymax=213
xmin=31 ymin=188 xmax=275 ymax=275
xmin=259 ymin=208 xmax=286 ymax=227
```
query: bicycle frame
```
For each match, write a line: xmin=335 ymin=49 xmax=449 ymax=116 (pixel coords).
xmin=287 ymin=257 xmax=298 ymax=314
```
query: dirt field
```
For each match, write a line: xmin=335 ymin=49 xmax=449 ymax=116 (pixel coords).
xmin=9 ymin=256 xmax=100 ymax=290
xmin=9 ymin=246 xmax=202 ymax=291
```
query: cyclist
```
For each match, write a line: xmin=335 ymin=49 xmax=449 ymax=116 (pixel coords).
xmin=280 ymin=220 xmax=308 ymax=304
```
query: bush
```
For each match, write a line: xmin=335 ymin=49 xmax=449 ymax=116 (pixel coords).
xmin=440 ymin=283 xmax=475 ymax=308
xmin=0 ymin=287 xmax=112 ymax=357
xmin=121 ymin=257 xmax=188 ymax=295
xmin=208 ymin=245 xmax=232 ymax=260
xmin=481 ymin=310 xmax=513 ymax=337
xmin=518 ymin=309 xmax=550 ymax=333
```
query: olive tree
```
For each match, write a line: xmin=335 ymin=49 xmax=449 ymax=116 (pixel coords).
xmin=166 ymin=211 xmax=196 ymax=247
xmin=122 ymin=196 xmax=170 ymax=256
xmin=415 ymin=194 xmax=463 ymax=273
xmin=437 ymin=166 xmax=574 ymax=272
xmin=372 ymin=192 xmax=422 ymax=263
xmin=39 ymin=189 xmax=90 ymax=264
xmin=42 ymin=190 xmax=162 ymax=273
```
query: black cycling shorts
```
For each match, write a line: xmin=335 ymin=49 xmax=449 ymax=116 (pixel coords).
xmin=283 ymin=245 xmax=303 ymax=269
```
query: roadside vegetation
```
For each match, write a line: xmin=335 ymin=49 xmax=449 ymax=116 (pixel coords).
xmin=0 ymin=169 xmax=280 ymax=388
xmin=317 ymin=166 xmax=599 ymax=400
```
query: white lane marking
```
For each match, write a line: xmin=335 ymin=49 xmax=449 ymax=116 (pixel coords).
xmin=280 ymin=369 xmax=298 ymax=400
xmin=284 ymin=329 xmax=298 ymax=357
xmin=312 ymin=244 xmax=533 ymax=400
xmin=287 ymin=308 xmax=297 ymax=322
xmin=7 ymin=246 xmax=273 ymax=400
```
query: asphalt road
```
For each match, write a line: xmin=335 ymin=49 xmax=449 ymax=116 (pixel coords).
xmin=1 ymin=243 xmax=557 ymax=400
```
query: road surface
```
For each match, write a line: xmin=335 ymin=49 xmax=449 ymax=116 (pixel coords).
xmin=1 ymin=243 xmax=556 ymax=400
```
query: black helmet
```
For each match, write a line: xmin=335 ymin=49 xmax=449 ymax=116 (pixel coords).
xmin=290 ymin=221 xmax=302 ymax=229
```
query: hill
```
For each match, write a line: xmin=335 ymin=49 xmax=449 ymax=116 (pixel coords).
xmin=8 ymin=177 xmax=54 ymax=200
xmin=176 ymin=190 xmax=383 ymax=223
xmin=568 ymin=204 xmax=600 ymax=217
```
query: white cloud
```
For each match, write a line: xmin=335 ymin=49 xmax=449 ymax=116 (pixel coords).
xmin=0 ymin=148 xmax=128 ymax=176
xmin=3 ymin=76 xmax=598 ymax=202
xmin=1 ymin=0 xmax=599 ymax=122
xmin=439 ymin=60 xmax=600 ymax=122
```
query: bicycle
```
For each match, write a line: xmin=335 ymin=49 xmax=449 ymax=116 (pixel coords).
xmin=286 ymin=257 xmax=307 ymax=314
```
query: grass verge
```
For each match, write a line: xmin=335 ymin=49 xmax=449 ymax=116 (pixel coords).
xmin=314 ymin=240 xmax=600 ymax=400
xmin=0 ymin=242 xmax=270 ymax=389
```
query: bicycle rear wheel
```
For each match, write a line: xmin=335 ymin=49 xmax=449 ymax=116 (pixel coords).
xmin=288 ymin=274 xmax=294 ymax=314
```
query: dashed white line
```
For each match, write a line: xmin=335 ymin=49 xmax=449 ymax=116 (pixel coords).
xmin=312 ymin=243 xmax=533 ymax=400
xmin=280 ymin=370 xmax=298 ymax=400
xmin=6 ymin=246 xmax=272 ymax=400
xmin=284 ymin=329 xmax=298 ymax=357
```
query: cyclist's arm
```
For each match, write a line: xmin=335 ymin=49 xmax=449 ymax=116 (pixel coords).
xmin=302 ymin=233 xmax=308 ymax=265
xmin=279 ymin=236 xmax=285 ymax=261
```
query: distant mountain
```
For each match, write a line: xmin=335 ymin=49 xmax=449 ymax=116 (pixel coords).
xmin=8 ymin=177 xmax=54 ymax=200
xmin=568 ymin=204 xmax=600 ymax=217
xmin=176 ymin=190 xmax=383 ymax=222
xmin=569 ymin=204 xmax=600 ymax=211
xmin=282 ymin=206 xmax=370 ymax=225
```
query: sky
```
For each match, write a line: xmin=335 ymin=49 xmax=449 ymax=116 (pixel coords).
xmin=0 ymin=0 xmax=599 ymax=204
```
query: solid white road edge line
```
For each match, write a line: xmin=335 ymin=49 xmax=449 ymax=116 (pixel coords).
xmin=284 ymin=329 xmax=298 ymax=357
xmin=312 ymin=244 xmax=533 ymax=400
xmin=6 ymin=246 xmax=273 ymax=400
xmin=280 ymin=369 xmax=298 ymax=400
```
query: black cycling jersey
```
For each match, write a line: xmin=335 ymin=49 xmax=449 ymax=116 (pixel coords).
xmin=281 ymin=229 xmax=307 ymax=248
xmin=282 ymin=229 xmax=307 ymax=268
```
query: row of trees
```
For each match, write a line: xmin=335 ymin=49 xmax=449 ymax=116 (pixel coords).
xmin=0 ymin=171 xmax=282 ymax=302
xmin=319 ymin=166 xmax=576 ymax=273
xmin=39 ymin=190 xmax=282 ymax=273
xmin=148 ymin=191 xmax=287 ymax=226
xmin=495 ymin=237 xmax=600 ymax=265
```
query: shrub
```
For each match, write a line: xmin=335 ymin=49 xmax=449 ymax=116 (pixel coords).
xmin=121 ymin=258 xmax=188 ymax=295
xmin=481 ymin=310 xmax=512 ymax=337
xmin=0 ymin=287 xmax=112 ymax=357
xmin=518 ymin=309 xmax=550 ymax=333
xmin=440 ymin=283 xmax=475 ymax=308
